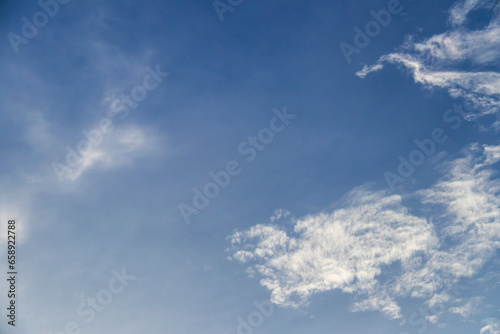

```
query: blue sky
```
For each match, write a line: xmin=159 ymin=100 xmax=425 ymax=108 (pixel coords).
xmin=0 ymin=0 xmax=500 ymax=333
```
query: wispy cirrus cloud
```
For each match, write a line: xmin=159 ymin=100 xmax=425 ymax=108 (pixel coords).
xmin=54 ymin=125 xmax=162 ymax=182
xmin=449 ymin=0 xmax=496 ymax=26
xmin=356 ymin=0 xmax=500 ymax=122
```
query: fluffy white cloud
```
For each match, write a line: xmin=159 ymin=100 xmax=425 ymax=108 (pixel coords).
xmin=228 ymin=144 xmax=500 ymax=321
xmin=230 ymin=187 xmax=438 ymax=318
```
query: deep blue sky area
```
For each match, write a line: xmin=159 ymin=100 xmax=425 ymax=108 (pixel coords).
xmin=0 ymin=1 xmax=499 ymax=333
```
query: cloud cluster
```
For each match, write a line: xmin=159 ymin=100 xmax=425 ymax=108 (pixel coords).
xmin=230 ymin=0 xmax=500 ymax=326
xmin=228 ymin=144 xmax=500 ymax=320
xmin=448 ymin=296 xmax=482 ymax=318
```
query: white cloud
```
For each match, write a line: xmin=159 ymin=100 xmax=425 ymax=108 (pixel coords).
xmin=449 ymin=297 xmax=483 ymax=318
xmin=355 ymin=64 xmax=384 ymax=79
xmin=228 ymin=144 xmax=500 ymax=321
xmin=373 ymin=53 xmax=500 ymax=117
xmin=483 ymin=145 xmax=500 ymax=165
xmin=419 ymin=145 xmax=500 ymax=280
xmin=449 ymin=0 xmax=495 ymax=26
xmin=358 ymin=0 xmax=500 ymax=120
xmin=481 ymin=318 xmax=500 ymax=334
xmin=270 ymin=209 xmax=290 ymax=222
xmin=229 ymin=186 xmax=438 ymax=318
xmin=426 ymin=315 xmax=440 ymax=324
xmin=412 ymin=25 xmax=500 ymax=65
xmin=56 ymin=124 xmax=161 ymax=182
xmin=350 ymin=290 xmax=403 ymax=319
